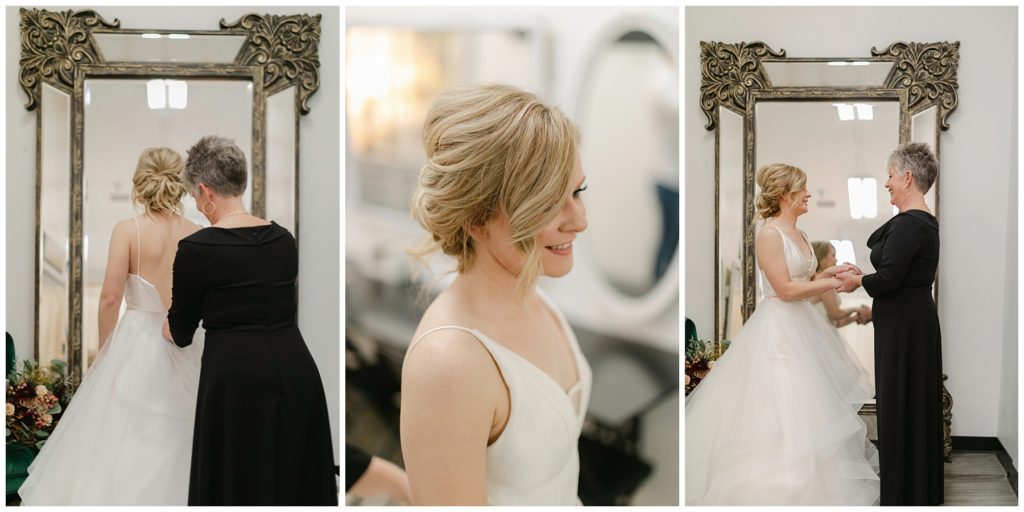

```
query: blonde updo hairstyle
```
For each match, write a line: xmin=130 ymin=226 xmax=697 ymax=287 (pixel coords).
xmin=132 ymin=147 xmax=186 ymax=214
xmin=409 ymin=84 xmax=580 ymax=299
xmin=755 ymin=163 xmax=807 ymax=219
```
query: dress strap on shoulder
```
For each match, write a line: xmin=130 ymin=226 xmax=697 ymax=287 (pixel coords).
xmin=409 ymin=325 xmax=482 ymax=353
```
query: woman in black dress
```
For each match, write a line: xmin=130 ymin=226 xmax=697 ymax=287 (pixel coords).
xmin=166 ymin=135 xmax=337 ymax=505
xmin=837 ymin=142 xmax=942 ymax=505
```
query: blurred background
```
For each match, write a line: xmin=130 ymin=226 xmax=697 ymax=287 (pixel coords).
xmin=344 ymin=6 xmax=679 ymax=506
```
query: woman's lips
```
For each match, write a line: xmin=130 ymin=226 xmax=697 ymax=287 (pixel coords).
xmin=546 ymin=241 xmax=573 ymax=256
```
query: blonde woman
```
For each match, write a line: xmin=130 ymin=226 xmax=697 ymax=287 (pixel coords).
xmin=20 ymin=148 xmax=203 ymax=505
xmin=685 ymin=163 xmax=879 ymax=505
xmin=400 ymin=84 xmax=591 ymax=505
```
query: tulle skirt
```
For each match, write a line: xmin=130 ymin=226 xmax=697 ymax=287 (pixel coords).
xmin=685 ymin=298 xmax=879 ymax=505
xmin=18 ymin=309 xmax=203 ymax=505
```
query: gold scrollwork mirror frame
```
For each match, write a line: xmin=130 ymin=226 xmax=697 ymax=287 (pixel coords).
xmin=700 ymin=40 xmax=959 ymax=459
xmin=20 ymin=8 xmax=322 ymax=386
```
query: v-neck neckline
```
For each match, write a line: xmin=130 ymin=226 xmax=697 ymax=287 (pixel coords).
xmin=769 ymin=224 xmax=814 ymax=262
xmin=471 ymin=294 xmax=583 ymax=405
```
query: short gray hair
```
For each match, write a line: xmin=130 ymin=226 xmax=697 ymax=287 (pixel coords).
xmin=184 ymin=135 xmax=247 ymax=196
xmin=888 ymin=142 xmax=938 ymax=194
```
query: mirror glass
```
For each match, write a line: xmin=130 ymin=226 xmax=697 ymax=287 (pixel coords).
xmin=346 ymin=27 xmax=537 ymax=214
xmin=717 ymin=106 xmax=744 ymax=342
xmin=579 ymin=31 xmax=678 ymax=297
xmin=93 ymin=33 xmax=247 ymax=63
xmin=79 ymin=77 xmax=253 ymax=371
xmin=912 ymin=105 xmax=940 ymax=211
xmin=762 ymin=61 xmax=895 ymax=87
xmin=752 ymin=99 xmax=900 ymax=389
xmin=266 ymin=86 xmax=297 ymax=235
xmin=38 ymin=82 xmax=72 ymax=365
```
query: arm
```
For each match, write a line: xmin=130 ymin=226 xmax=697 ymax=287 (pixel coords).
xmin=821 ymin=290 xmax=858 ymax=327
xmin=97 ymin=222 xmax=131 ymax=348
xmin=860 ymin=218 xmax=923 ymax=297
xmin=166 ymin=242 xmax=203 ymax=347
xmin=756 ymin=229 xmax=848 ymax=301
xmin=400 ymin=330 xmax=501 ymax=505
xmin=347 ymin=455 xmax=413 ymax=505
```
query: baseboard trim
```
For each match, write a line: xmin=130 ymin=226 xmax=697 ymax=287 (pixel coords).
xmin=951 ymin=436 xmax=1017 ymax=497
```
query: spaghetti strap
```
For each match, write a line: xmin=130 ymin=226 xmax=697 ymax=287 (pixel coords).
xmin=408 ymin=325 xmax=483 ymax=355
xmin=132 ymin=216 xmax=142 ymax=277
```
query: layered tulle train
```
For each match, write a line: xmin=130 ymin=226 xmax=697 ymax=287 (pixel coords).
xmin=685 ymin=298 xmax=879 ymax=505
xmin=19 ymin=308 xmax=203 ymax=505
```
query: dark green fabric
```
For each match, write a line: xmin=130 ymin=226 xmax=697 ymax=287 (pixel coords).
xmin=6 ymin=445 xmax=36 ymax=496
xmin=6 ymin=332 xmax=14 ymax=377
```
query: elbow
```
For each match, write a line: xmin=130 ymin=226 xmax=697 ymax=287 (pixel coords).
xmin=99 ymin=293 xmax=121 ymax=312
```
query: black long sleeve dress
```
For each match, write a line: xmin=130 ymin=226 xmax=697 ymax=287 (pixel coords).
xmin=861 ymin=209 xmax=942 ymax=506
xmin=168 ymin=222 xmax=338 ymax=506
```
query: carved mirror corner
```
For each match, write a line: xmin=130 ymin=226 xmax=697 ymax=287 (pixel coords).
xmin=700 ymin=40 xmax=959 ymax=459
xmin=20 ymin=8 xmax=321 ymax=386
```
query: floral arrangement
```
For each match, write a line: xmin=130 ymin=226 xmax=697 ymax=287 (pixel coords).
xmin=6 ymin=359 xmax=72 ymax=449
xmin=685 ymin=337 xmax=730 ymax=396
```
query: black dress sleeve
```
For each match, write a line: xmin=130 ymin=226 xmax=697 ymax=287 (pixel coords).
xmin=167 ymin=241 xmax=203 ymax=347
xmin=862 ymin=216 xmax=923 ymax=297
xmin=346 ymin=443 xmax=373 ymax=491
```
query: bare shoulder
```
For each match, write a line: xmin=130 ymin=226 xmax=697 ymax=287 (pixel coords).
xmin=111 ymin=219 xmax=135 ymax=240
xmin=402 ymin=325 xmax=500 ymax=402
xmin=756 ymin=224 xmax=782 ymax=244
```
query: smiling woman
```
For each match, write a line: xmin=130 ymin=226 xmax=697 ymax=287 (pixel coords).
xmin=400 ymin=83 xmax=592 ymax=506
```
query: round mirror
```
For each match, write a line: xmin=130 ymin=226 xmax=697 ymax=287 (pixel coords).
xmin=577 ymin=21 xmax=678 ymax=302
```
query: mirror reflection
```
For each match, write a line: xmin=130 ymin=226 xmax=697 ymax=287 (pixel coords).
xmin=752 ymin=99 xmax=901 ymax=389
xmin=79 ymin=78 xmax=253 ymax=370
xmin=579 ymin=30 xmax=678 ymax=297
xmin=38 ymin=83 xmax=72 ymax=365
xmin=761 ymin=61 xmax=895 ymax=87
xmin=717 ymin=107 xmax=744 ymax=342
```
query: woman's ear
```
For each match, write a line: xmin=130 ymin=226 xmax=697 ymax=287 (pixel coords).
xmin=466 ymin=222 xmax=488 ymax=241
xmin=197 ymin=182 xmax=214 ymax=202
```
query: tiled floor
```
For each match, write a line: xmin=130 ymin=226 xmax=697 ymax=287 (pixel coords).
xmin=943 ymin=452 xmax=1017 ymax=506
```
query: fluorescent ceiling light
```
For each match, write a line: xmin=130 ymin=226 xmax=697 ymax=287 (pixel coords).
xmin=862 ymin=178 xmax=878 ymax=218
xmin=827 ymin=61 xmax=849 ymax=66
xmin=167 ymin=80 xmax=188 ymax=109
xmin=835 ymin=103 xmax=855 ymax=121
xmin=141 ymin=33 xmax=162 ymax=39
xmin=147 ymin=79 xmax=166 ymax=109
xmin=851 ymin=61 xmax=871 ymax=66
xmin=830 ymin=240 xmax=857 ymax=267
xmin=168 ymin=33 xmax=190 ymax=40
xmin=854 ymin=103 xmax=874 ymax=120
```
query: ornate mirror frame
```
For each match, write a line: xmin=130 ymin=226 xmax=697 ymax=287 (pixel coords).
xmin=700 ymin=40 xmax=959 ymax=459
xmin=20 ymin=8 xmax=321 ymax=385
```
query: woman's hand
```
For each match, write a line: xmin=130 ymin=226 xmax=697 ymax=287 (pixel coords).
xmin=162 ymin=318 xmax=174 ymax=344
xmin=821 ymin=264 xmax=860 ymax=278
xmin=835 ymin=271 xmax=863 ymax=293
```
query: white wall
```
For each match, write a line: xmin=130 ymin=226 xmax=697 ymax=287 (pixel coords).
xmin=685 ymin=7 xmax=1017 ymax=440
xmin=6 ymin=6 xmax=341 ymax=453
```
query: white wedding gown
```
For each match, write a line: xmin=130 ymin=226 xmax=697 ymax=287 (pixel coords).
xmin=19 ymin=221 xmax=203 ymax=505
xmin=685 ymin=225 xmax=879 ymax=505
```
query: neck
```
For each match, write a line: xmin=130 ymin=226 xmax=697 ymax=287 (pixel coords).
xmin=769 ymin=209 xmax=799 ymax=229
xmin=455 ymin=249 xmax=532 ymax=309
xmin=209 ymin=196 xmax=247 ymax=224
xmin=896 ymin=192 xmax=929 ymax=213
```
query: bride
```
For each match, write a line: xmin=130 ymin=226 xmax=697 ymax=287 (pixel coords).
xmin=685 ymin=163 xmax=879 ymax=505
xmin=19 ymin=148 xmax=203 ymax=505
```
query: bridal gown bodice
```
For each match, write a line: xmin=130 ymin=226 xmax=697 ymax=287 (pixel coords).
xmin=760 ymin=225 xmax=816 ymax=298
xmin=409 ymin=290 xmax=592 ymax=506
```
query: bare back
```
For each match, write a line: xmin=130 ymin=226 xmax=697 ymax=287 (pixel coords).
xmin=130 ymin=213 xmax=201 ymax=309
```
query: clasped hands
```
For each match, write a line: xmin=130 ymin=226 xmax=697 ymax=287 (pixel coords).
xmin=820 ymin=264 xmax=872 ymax=324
